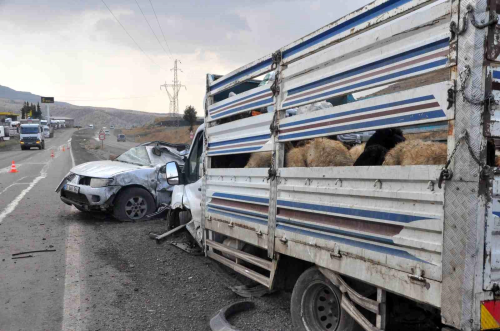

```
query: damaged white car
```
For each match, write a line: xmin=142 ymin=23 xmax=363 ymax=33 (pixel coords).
xmin=55 ymin=142 xmax=188 ymax=221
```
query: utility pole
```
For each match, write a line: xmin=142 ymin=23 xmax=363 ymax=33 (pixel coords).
xmin=160 ymin=59 xmax=186 ymax=127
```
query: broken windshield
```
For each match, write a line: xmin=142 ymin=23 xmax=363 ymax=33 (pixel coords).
xmin=116 ymin=146 xmax=151 ymax=166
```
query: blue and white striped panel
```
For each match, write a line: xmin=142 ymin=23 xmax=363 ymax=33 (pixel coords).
xmin=208 ymin=85 xmax=274 ymax=121
xmin=279 ymin=82 xmax=452 ymax=142
xmin=209 ymin=0 xmax=434 ymax=93
xmin=208 ymin=192 xmax=433 ymax=264
xmin=207 ymin=133 xmax=272 ymax=156
xmin=281 ymin=38 xmax=449 ymax=109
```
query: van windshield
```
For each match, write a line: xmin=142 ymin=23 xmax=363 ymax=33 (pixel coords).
xmin=20 ymin=126 xmax=39 ymax=134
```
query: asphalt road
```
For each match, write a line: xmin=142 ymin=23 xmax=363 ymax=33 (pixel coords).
xmin=0 ymin=128 xmax=77 ymax=331
xmin=0 ymin=128 xmax=292 ymax=331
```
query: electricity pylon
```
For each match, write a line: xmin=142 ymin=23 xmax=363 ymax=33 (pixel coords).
xmin=160 ymin=59 xmax=186 ymax=127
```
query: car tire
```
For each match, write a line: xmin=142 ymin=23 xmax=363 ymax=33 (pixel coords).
xmin=42 ymin=141 xmax=45 ymax=149
xmin=291 ymin=267 xmax=360 ymax=331
xmin=113 ymin=187 xmax=155 ymax=222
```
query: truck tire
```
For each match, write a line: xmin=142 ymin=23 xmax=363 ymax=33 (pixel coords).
xmin=113 ymin=187 xmax=155 ymax=222
xmin=291 ymin=267 xmax=358 ymax=331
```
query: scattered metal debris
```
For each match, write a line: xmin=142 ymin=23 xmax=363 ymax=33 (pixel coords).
xmin=170 ymin=241 xmax=203 ymax=256
xmin=12 ymin=249 xmax=56 ymax=256
xmin=12 ymin=255 xmax=33 ymax=260
xmin=209 ymin=301 xmax=255 ymax=331
xmin=148 ymin=223 xmax=186 ymax=244
xmin=229 ymin=284 xmax=273 ymax=298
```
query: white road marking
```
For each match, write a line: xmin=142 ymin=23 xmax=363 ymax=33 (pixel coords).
xmin=69 ymin=139 xmax=75 ymax=167
xmin=61 ymin=222 xmax=82 ymax=331
xmin=61 ymin=138 xmax=82 ymax=331
xmin=0 ymin=161 xmax=50 ymax=223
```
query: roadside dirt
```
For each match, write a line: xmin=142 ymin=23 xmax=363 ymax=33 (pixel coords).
xmin=70 ymin=129 xmax=292 ymax=331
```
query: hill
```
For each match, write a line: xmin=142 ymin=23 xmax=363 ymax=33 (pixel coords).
xmin=0 ymin=85 xmax=167 ymax=129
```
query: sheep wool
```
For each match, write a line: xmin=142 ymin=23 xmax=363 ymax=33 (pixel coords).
xmin=244 ymin=151 xmax=272 ymax=168
xmin=306 ymin=138 xmax=353 ymax=167
xmin=349 ymin=143 xmax=365 ymax=161
xmin=383 ymin=140 xmax=447 ymax=166
xmin=286 ymin=146 xmax=308 ymax=167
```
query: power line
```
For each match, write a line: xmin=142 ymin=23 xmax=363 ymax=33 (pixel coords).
xmin=100 ymin=0 xmax=167 ymax=71
xmin=134 ymin=0 xmax=172 ymax=60
xmin=148 ymin=0 xmax=174 ymax=57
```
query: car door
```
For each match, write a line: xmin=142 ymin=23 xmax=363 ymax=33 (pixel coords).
xmin=181 ymin=129 xmax=204 ymax=241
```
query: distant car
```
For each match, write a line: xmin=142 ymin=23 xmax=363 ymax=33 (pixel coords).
xmin=55 ymin=142 xmax=189 ymax=221
xmin=88 ymin=124 xmax=94 ymax=129
xmin=110 ymin=125 xmax=115 ymax=129
xmin=117 ymin=134 xmax=126 ymax=142
xmin=104 ymin=130 xmax=110 ymax=135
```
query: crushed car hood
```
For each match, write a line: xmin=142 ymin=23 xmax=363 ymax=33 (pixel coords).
xmin=70 ymin=160 xmax=148 ymax=178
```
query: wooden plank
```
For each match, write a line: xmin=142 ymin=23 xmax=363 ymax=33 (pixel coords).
xmin=206 ymin=239 xmax=272 ymax=271
xmin=207 ymin=250 xmax=271 ymax=287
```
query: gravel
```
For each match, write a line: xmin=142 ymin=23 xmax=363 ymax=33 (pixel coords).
xmin=71 ymin=129 xmax=292 ymax=331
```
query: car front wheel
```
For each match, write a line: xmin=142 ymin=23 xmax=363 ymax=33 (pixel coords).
xmin=113 ymin=187 xmax=155 ymax=221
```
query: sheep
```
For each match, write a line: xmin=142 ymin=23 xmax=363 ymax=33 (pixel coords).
xmin=286 ymin=145 xmax=308 ymax=167
xmin=382 ymin=140 xmax=447 ymax=166
xmin=306 ymin=138 xmax=353 ymax=167
xmin=245 ymin=151 xmax=272 ymax=168
xmin=354 ymin=128 xmax=405 ymax=166
xmin=349 ymin=143 xmax=365 ymax=161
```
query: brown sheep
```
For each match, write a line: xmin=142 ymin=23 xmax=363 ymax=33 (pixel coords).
xmin=306 ymin=138 xmax=353 ymax=167
xmin=349 ymin=143 xmax=365 ymax=161
xmin=286 ymin=145 xmax=308 ymax=167
xmin=382 ymin=140 xmax=447 ymax=166
xmin=245 ymin=151 xmax=272 ymax=168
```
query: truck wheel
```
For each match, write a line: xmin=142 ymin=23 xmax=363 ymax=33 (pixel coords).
xmin=291 ymin=267 xmax=358 ymax=331
xmin=113 ymin=187 xmax=155 ymax=221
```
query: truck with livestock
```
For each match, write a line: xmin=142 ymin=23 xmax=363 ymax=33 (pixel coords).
xmin=163 ymin=1 xmax=500 ymax=330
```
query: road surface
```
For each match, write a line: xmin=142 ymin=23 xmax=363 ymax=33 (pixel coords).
xmin=0 ymin=128 xmax=292 ymax=331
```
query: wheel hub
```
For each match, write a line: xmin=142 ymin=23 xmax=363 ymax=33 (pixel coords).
xmin=302 ymin=282 xmax=340 ymax=330
xmin=124 ymin=196 xmax=147 ymax=219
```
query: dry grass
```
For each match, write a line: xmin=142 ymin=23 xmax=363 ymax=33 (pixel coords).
xmin=122 ymin=125 xmax=164 ymax=136
xmin=134 ymin=125 xmax=200 ymax=144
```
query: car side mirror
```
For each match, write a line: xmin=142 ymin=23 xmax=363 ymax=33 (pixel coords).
xmin=166 ymin=161 xmax=181 ymax=185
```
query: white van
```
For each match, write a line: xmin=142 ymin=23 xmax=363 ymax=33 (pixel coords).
xmin=43 ymin=125 xmax=51 ymax=138
xmin=20 ymin=124 xmax=44 ymax=150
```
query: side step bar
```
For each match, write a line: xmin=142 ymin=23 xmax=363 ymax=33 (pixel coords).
xmin=206 ymin=239 xmax=279 ymax=289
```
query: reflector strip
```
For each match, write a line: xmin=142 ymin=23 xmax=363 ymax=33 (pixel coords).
xmin=481 ymin=301 xmax=500 ymax=330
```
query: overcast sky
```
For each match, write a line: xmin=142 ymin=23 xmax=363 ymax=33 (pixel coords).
xmin=0 ymin=0 xmax=371 ymax=114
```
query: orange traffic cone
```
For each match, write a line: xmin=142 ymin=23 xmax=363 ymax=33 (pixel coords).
xmin=51 ymin=150 xmax=54 ymax=158
xmin=62 ymin=146 xmax=65 ymax=152
xmin=9 ymin=161 xmax=18 ymax=173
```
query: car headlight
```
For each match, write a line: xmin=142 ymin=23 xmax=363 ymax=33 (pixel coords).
xmin=90 ymin=178 xmax=112 ymax=188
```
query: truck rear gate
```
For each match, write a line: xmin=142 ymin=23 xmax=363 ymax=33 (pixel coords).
xmin=199 ymin=0 xmax=500 ymax=330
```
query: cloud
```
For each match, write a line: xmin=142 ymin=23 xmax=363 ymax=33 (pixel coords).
xmin=0 ymin=0 xmax=372 ymax=114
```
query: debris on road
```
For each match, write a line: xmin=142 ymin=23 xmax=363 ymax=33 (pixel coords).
xmin=170 ymin=241 xmax=203 ymax=256
xmin=209 ymin=301 xmax=255 ymax=331
xmin=149 ymin=223 xmax=186 ymax=244
xmin=229 ymin=284 xmax=273 ymax=298
xmin=12 ymin=249 xmax=56 ymax=256
xmin=12 ymin=255 xmax=33 ymax=260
